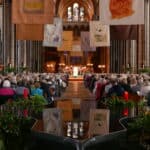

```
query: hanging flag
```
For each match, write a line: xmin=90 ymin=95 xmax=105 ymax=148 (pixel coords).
xmin=70 ymin=51 xmax=83 ymax=57
xmin=57 ymin=31 xmax=73 ymax=51
xmin=72 ymin=40 xmax=81 ymax=51
xmin=43 ymin=18 xmax=62 ymax=47
xmin=110 ymin=25 xmax=138 ymax=40
xmin=12 ymin=0 xmax=55 ymax=24
xmin=16 ymin=24 xmax=44 ymax=40
xmin=90 ymin=21 xmax=110 ymax=47
xmin=81 ymin=32 xmax=96 ymax=51
xmin=71 ymin=40 xmax=83 ymax=56
xmin=99 ymin=0 xmax=144 ymax=25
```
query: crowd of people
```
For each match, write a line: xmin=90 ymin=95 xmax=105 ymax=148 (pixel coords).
xmin=1 ymin=72 xmax=150 ymax=108
xmin=0 ymin=72 xmax=69 ymax=105
xmin=84 ymin=73 xmax=150 ymax=106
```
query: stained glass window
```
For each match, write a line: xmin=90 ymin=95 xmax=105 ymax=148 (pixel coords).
xmin=67 ymin=3 xmax=85 ymax=22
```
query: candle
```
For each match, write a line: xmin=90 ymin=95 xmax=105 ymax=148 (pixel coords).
xmin=123 ymin=108 xmax=129 ymax=116
xmin=123 ymin=91 xmax=129 ymax=101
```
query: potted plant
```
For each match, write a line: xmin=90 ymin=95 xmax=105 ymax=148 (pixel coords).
xmin=104 ymin=95 xmax=137 ymax=132
xmin=0 ymin=95 xmax=47 ymax=149
xmin=105 ymin=96 xmax=135 ymax=115
xmin=128 ymin=113 xmax=150 ymax=144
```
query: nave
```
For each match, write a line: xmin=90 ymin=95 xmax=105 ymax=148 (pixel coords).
xmin=59 ymin=80 xmax=95 ymax=104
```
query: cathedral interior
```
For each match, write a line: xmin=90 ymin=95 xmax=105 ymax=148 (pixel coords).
xmin=0 ymin=0 xmax=149 ymax=74
xmin=0 ymin=1 xmax=150 ymax=150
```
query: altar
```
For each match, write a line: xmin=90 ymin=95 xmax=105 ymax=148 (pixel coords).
xmin=73 ymin=66 xmax=79 ymax=77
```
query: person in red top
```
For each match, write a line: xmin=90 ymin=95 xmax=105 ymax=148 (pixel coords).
xmin=0 ymin=79 xmax=16 ymax=105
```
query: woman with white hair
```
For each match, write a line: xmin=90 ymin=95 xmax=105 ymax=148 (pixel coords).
xmin=0 ymin=79 xmax=16 ymax=105
xmin=139 ymin=80 xmax=150 ymax=97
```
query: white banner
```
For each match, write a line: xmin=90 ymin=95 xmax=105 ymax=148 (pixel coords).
xmin=43 ymin=18 xmax=62 ymax=47
xmin=90 ymin=21 xmax=110 ymax=47
xmin=100 ymin=0 xmax=144 ymax=25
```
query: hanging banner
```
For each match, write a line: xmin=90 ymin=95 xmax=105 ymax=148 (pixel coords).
xmin=110 ymin=25 xmax=138 ymax=40
xmin=16 ymin=24 xmax=44 ymax=40
xmin=57 ymin=31 xmax=73 ymax=51
xmin=12 ymin=0 xmax=55 ymax=24
xmin=81 ymin=32 xmax=96 ymax=51
xmin=71 ymin=40 xmax=83 ymax=56
xmin=70 ymin=51 xmax=83 ymax=57
xmin=99 ymin=0 xmax=144 ymax=25
xmin=72 ymin=40 xmax=81 ymax=51
xmin=43 ymin=18 xmax=62 ymax=47
xmin=90 ymin=21 xmax=110 ymax=47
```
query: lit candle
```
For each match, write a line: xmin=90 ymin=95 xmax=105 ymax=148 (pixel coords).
xmin=123 ymin=108 xmax=129 ymax=116
xmin=123 ymin=91 xmax=129 ymax=101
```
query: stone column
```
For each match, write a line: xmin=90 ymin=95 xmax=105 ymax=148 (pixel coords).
xmin=145 ymin=0 xmax=150 ymax=68
xmin=105 ymin=47 xmax=110 ymax=73
xmin=130 ymin=40 xmax=137 ymax=73
xmin=137 ymin=25 xmax=144 ymax=73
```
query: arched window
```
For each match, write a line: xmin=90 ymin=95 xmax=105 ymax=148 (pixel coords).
xmin=67 ymin=7 xmax=72 ymax=21
xmin=80 ymin=7 xmax=84 ymax=21
xmin=67 ymin=3 xmax=85 ymax=22
xmin=73 ymin=3 xmax=79 ymax=21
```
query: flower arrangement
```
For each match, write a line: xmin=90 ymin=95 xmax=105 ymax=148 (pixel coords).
xmin=105 ymin=96 xmax=135 ymax=109
xmin=0 ymin=95 xmax=47 ymax=136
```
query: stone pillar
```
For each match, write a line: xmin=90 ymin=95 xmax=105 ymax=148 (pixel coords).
xmin=137 ymin=25 xmax=144 ymax=73
xmin=11 ymin=24 xmax=15 ymax=67
xmin=23 ymin=40 xmax=27 ymax=67
xmin=105 ymin=47 xmax=110 ymax=73
xmin=145 ymin=0 xmax=150 ymax=68
xmin=130 ymin=40 xmax=137 ymax=73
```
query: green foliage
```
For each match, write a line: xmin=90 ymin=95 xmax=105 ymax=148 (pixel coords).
xmin=139 ymin=68 xmax=150 ymax=73
xmin=19 ymin=66 xmax=28 ymax=73
xmin=128 ymin=114 xmax=150 ymax=132
xmin=0 ymin=112 xmax=31 ymax=136
xmin=0 ymin=95 xmax=47 ymax=136
xmin=4 ymin=67 xmax=16 ymax=73
xmin=29 ymin=95 xmax=47 ymax=114
xmin=105 ymin=96 xmax=135 ymax=108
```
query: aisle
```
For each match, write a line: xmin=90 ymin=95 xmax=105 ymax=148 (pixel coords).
xmin=60 ymin=81 xmax=95 ymax=100
xmin=55 ymin=80 xmax=95 ymax=120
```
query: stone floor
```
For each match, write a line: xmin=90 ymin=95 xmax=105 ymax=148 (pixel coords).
xmin=59 ymin=80 xmax=95 ymax=108
xmin=55 ymin=80 xmax=96 ymax=121
xmin=61 ymin=80 xmax=95 ymax=100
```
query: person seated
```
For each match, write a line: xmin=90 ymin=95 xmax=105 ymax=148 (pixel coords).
xmin=107 ymin=79 xmax=124 ymax=97
xmin=139 ymin=80 xmax=150 ymax=97
xmin=130 ymin=77 xmax=141 ymax=94
xmin=15 ymin=80 xmax=29 ymax=98
xmin=46 ymin=82 xmax=56 ymax=104
xmin=31 ymin=81 xmax=43 ymax=96
xmin=120 ymin=78 xmax=132 ymax=93
xmin=0 ymin=79 xmax=16 ymax=104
